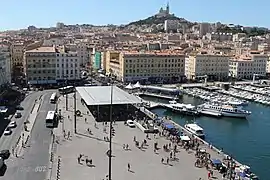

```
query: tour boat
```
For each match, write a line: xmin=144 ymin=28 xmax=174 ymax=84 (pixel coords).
xmin=184 ymin=123 xmax=205 ymax=139
xmin=168 ymin=101 xmax=199 ymax=116
xmin=199 ymin=103 xmax=251 ymax=118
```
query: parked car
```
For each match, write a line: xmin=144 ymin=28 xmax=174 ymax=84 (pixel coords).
xmin=15 ymin=105 xmax=24 ymax=110
xmin=126 ymin=120 xmax=136 ymax=128
xmin=3 ymin=128 xmax=12 ymax=136
xmin=0 ymin=150 xmax=10 ymax=160
xmin=15 ymin=112 xmax=22 ymax=118
xmin=8 ymin=121 xmax=17 ymax=128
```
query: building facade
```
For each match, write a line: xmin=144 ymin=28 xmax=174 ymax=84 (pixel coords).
xmin=10 ymin=43 xmax=24 ymax=73
xmin=24 ymin=47 xmax=56 ymax=85
xmin=229 ymin=54 xmax=268 ymax=79
xmin=185 ymin=53 xmax=229 ymax=81
xmin=56 ymin=48 xmax=80 ymax=82
xmin=93 ymin=52 xmax=102 ymax=70
xmin=105 ymin=51 xmax=186 ymax=83
xmin=24 ymin=46 xmax=80 ymax=85
xmin=0 ymin=52 xmax=11 ymax=85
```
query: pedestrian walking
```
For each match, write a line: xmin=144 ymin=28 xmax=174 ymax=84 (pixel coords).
xmin=85 ymin=118 xmax=87 ymax=123
xmin=166 ymin=157 xmax=169 ymax=164
xmin=127 ymin=163 xmax=130 ymax=171
xmin=133 ymin=136 xmax=136 ymax=142
xmin=208 ymin=171 xmax=211 ymax=179
xmin=12 ymin=147 xmax=14 ymax=155
xmin=68 ymin=131 xmax=71 ymax=139
xmin=161 ymin=158 xmax=164 ymax=164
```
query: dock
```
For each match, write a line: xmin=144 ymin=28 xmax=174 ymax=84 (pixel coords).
xmin=137 ymin=92 xmax=179 ymax=100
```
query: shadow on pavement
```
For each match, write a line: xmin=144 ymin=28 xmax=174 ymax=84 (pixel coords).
xmin=0 ymin=164 xmax=7 ymax=176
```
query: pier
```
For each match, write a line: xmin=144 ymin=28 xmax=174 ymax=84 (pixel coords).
xmin=137 ymin=92 xmax=179 ymax=100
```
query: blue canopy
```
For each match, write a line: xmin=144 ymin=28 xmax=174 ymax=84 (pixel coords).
xmin=165 ymin=124 xmax=175 ymax=129
xmin=211 ymin=159 xmax=222 ymax=165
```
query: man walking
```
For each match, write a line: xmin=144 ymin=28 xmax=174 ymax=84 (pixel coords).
xmin=127 ymin=163 xmax=130 ymax=172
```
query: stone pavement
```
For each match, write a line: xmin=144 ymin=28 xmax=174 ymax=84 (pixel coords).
xmin=50 ymin=93 xmax=225 ymax=180
xmin=12 ymin=97 xmax=42 ymax=157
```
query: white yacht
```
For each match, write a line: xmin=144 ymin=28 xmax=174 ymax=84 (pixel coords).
xmin=167 ymin=101 xmax=199 ymax=116
xmin=199 ymin=103 xmax=251 ymax=118
xmin=184 ymin=123 xmax=205 ymax=139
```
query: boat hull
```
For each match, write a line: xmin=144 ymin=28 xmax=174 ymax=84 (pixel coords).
xmin=221 ymin=111 xmax=249 ymax=118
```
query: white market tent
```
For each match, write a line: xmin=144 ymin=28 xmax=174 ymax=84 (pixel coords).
xmin=133 ymin=81 xmax=141 ymax=88
xmin=125 ymin=83 xmax=134 ymax=90
xmin=180 ymin=135 xmax=191 ymax=141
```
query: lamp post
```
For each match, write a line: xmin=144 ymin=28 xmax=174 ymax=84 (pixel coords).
xmin=108 ymin=83 xmax=113 ymax=180
xmin=64 ymin=76 xmax=68 ymax=111
xmin=73 ymin=86 xmax=77 ymax=134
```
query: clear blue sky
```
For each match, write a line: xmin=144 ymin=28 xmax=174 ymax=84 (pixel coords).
xmin=1 ymin=0 xmax=269 ymax=30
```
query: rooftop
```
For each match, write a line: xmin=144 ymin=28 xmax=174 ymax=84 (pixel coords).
xmin=25 ymin=46 xmax=56 ymax=53
xmin=76 ymin=86 xmax=141 ymax=106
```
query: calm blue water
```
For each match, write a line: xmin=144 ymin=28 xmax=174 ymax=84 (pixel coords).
xmin=146 ymin=95 xmax=270 ymax=180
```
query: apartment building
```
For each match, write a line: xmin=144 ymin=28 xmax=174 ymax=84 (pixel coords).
xmin=24 ymin=47 xmax=56 ymax=85
xmin=56 ymin=47 xmax=80 ymax=82
xmin=229 ymin=53 xmax=268 ymax=79
xmin=67 ymin=41 xmax=94 ymax=66
xmin=10 ymin=43 xmax=24 ymax=72
xmin=0 ymin=52 xmax=11 ymax=85
xmin=24 ymin=46 xmax=80 ymax=85
xmin=185 ymin=52 xmax=229 ymax=81
xmin=105 ymin=51 xmax=186 ymax=83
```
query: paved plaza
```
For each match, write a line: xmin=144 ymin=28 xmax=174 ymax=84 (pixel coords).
xmin=51 ymin=93 xmax=225 ymax=180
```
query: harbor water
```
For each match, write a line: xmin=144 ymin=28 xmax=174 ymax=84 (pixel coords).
xmin=142 ymin=94 xmax=270 ymax=180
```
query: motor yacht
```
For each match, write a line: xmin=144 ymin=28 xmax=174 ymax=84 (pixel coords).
xmin=168 ymin=101 xmax=199 ymax=116
xmin=184 ymin=123 xmax=205 ymax=139
xmin=199 ymin=103 xmax=251 ymax=118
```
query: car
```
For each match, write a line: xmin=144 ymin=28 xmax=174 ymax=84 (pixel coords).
xmin=0 ymin=150 xmax=10 ymax=160
xmin=126 ymin=120 xmax=136 ymax=128
xmin=8 ymin=121 xmax=17 ymax=128
xmin=15 ymin=105 xmax=24 ymax=110
xmin=3 ymin=128 xmax=12 ymax=136
xmin=15 ymin=112 xmax=22 ymax=118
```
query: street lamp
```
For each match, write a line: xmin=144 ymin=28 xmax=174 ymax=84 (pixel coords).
xmin=73 ymin=86 xmax=77 ymax=134
xmin=108 ymin=83 xmax=113 ymax=180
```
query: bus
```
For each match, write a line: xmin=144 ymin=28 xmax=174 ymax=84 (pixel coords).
xmin=50 ymin=93 xmax=57 ymax=103
xmin=58 ymin=86 xmax=74 ymax=95
xmin=46 ymin=111 xmax=56 ymax=127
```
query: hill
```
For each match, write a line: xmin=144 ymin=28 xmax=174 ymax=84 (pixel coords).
xmin=127 ymin=14 xmax=192 ymax=27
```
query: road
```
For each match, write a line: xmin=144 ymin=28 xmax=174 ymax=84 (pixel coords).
xmin=0 ymin=91 xmax=41 ymax=151
xmin=0 ymin=90 xmax=56 ymax=180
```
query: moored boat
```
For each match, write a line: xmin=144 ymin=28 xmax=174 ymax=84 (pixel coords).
xmin=184 ymin=123 xmax=205 ymax=139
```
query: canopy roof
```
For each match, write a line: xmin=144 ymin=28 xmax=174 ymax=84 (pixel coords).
xmin=76 ymin=86 xmax=141 ymax=106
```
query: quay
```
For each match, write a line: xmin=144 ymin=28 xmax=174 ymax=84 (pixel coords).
xmin=136 ymin=92 xmax=179 ymax=100
xmin=50 ymin=86 xmax=251 ymax=180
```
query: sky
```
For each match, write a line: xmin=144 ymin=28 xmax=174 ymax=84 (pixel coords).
xmin=1 ymin=0 xmax=270 ymax=30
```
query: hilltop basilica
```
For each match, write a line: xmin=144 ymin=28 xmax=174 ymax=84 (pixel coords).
xmin=156 ymin=2 xmax=170 ymax=17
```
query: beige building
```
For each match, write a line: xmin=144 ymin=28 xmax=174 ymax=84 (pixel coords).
xmin=24 ymin=47 xmax=56 ymax=85
xmin=229 ymin=53 xmax=268 ymax=79
xmin=185 ymin=52 xmax=229 ymax=81
xmin=10 ymin=43 xmax=24 ymax=72
xmin=105 ymin=51 xmax=186 ymax=83
xmin=24 ymin=46 xmax=81 ymax=85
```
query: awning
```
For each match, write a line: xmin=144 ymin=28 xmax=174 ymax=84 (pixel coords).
xmin=211 ymin=159 xmax=222 ymax=165
xmin=165 ymin=124 xmax=175 ymax=129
